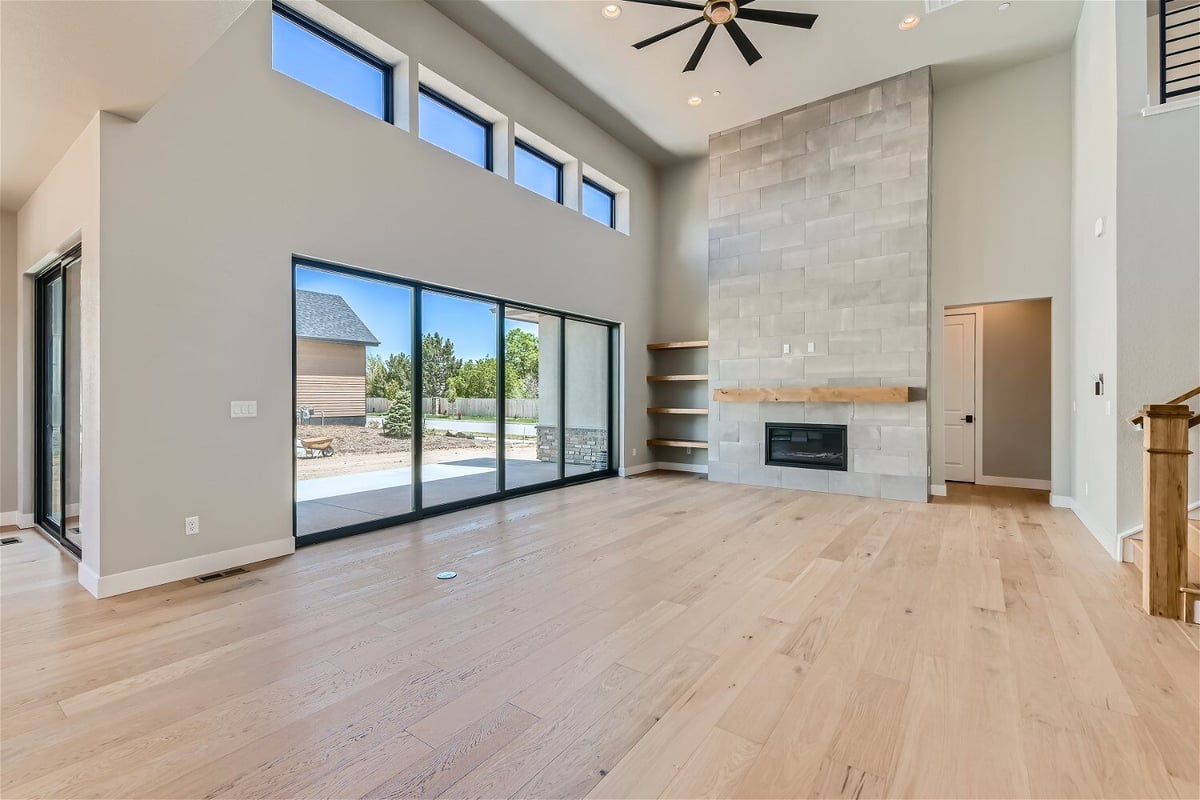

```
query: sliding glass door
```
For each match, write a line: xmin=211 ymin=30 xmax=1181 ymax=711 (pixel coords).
xmin=293 ymin=259 xmax=617 ymax=544
xmin=419 ymin=290 xmax=499 ymax=509
xmin=293 ymin=266 xmax=414 ymax=537
xmin=35 ymin=247 xmax=82 ymax=557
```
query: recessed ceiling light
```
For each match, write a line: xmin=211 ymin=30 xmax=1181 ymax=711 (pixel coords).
xmin=687 ymin=95 xmax=703 ymax=106
xmin=712 ymin=90 xmax=722 ymax=97
xmin=601 ymin=4 xmax=621 ymax=19
xmin=998 ymin=1 xmax=1011 ymax=9
xmin=899 ymin=14 xmax=920 ymax=30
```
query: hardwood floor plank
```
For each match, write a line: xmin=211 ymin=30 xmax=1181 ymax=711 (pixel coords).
xmin=1 ymin=477 xmax=1193 ymax=800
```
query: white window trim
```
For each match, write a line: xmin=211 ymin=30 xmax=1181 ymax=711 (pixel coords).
xmin=276 ymin=0 xmax=411 ymax=132
xmin=418 ymin=65 xmax=510 ymax=178
xmin=581 ymin=164 xmax=630 ymax=235
xmin=514 ymin=124 xmax=578 ymax=210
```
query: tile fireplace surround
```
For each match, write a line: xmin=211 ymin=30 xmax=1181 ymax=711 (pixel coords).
xmin=707 ymin=68 xmax=931 ymax=502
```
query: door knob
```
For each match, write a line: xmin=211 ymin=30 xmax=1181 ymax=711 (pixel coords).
xmin=961 ymin=414 xmax=974 ymax=423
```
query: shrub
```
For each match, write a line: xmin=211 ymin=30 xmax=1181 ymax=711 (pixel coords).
xmin=384 ymin=391 xmax=413 ymax=438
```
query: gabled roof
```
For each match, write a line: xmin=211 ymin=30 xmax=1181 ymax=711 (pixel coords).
xmin=295 ymin=290 xmax=380 ymax=346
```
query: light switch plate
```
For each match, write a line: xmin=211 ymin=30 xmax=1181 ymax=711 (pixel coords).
xmin=231 ymin=400 xmax=257 ymax=418
xmin=783 ymin=343 xmax=791 ymax=354
xmin=1094 ymin=217 xmax=1104 ymax=237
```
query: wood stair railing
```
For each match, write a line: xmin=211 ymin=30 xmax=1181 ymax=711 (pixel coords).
xmin=1129 ymin=387 xmax=1198 ymax=620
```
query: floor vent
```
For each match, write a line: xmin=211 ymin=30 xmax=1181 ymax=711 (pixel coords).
xmin=194 ymin=567 xmax=248 ymax=583
xmin=1 ymin=537 xmax=22 ymax=546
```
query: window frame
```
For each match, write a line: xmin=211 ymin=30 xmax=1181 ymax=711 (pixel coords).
xmin=418 ymin=84 xmax=495 ymax=171
xmin=271 ymin=0 xmax=394 ymax=123
xmin=582 ymin=176 xmax=617 ymax=229
xmin=291 ymin=257 xmax=618 ymax=547
xmin=514 ymin=139 xmax=565 ymax=204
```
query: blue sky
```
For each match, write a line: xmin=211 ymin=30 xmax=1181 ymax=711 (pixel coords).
xmin=297 ymin=267 xmax=535 ymax=361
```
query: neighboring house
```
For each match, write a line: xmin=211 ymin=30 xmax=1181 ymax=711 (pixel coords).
xmin=295 ymin=289 xmax=380 ymax=425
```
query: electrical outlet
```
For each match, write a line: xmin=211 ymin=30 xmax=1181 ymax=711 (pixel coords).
xmin=632 ymin=447 xmax=637 ymax=457
xmin=1084 ymin=482 xmax=1089 ymax=497
xmin=185 ymin=516 xmax=200 ymax=535
xmin=783 ymin=343 xmax=791 ymax=354
xmin=807 ymin=341 xmax=816 ymax=353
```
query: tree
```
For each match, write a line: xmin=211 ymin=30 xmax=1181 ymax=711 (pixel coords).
xmin=449 ymin=357 xmax=497 ymax=399
xmin=383 ymin=389 xmax=413 ymax=438
xmin=366 ymin=352 xmax=411 ymax=400
xmin=504 ymin=328 xmax=540 ymax=399
xmin=421 ymin=333 xmax=461 ymax=398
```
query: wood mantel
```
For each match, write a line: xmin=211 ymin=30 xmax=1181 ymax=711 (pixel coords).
xmin=713 ymin=386 xmax=913 ymax=404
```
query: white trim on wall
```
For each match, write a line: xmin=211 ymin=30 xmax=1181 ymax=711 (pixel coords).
xmin=77 ymin=537 xmax=295 ymax=598
xmin=619 ymin=462 xmax=708 ymax=477
xmin=930 ymin=484 xmax=947 ymax=497
xmin=977 ymin=475 xmax=1052 ymax=491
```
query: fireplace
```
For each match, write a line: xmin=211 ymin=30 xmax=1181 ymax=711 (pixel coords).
xmin=765 ymin=423 xmax=848 ymax=471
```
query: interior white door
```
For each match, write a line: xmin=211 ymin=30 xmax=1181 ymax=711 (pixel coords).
xmin=943 ymin=313 xmax=976 ymax=483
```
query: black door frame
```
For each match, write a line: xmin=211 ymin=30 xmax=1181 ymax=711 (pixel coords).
xmin=292 ymin=256 xmax=620 ymax=546
xmin=34 ymin=245 xmax=83 ymax=558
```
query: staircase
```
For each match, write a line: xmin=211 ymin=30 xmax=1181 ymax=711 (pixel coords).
xmin=1124 ymin=514 xmax=1200 ymax=623
xmin=1124 ymin=388 xmax=1199 ymax=621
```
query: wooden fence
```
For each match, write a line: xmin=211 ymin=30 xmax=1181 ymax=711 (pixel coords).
xmin=367 ymin=397 xmax=540 ymax=418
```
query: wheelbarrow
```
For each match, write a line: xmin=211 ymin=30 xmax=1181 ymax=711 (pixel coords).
xmin=295 ymin=436 xmax=334 ymax=458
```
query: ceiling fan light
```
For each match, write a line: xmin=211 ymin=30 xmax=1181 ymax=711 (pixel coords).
xmin=602 ymin=4 xmax=621 ymax=19
xmin=899 ymin=15 xmax=920 ymax=30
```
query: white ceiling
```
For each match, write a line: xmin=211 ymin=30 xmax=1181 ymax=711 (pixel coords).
xmin=481 ymin=0 xmax=1083 ymax=158
xmin=0 ymin=0 xmax=252 ymax=211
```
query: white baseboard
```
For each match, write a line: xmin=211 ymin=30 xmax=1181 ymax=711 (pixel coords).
xmin=1064 ymin=500 xmax=1119 ymax=560
xmin=1049 ymin=495 xmax=1073 ymax=509
xmin=929 ymin=484 xmax=947 ymax=497
xmin=78 ymin=537 xmax=295 ymax=599
xmin=977 ymin=475 xmax=1052 ymax=491
xmin=620 ymin=462 xmax=709 ymax=477
xmin=0 ymin=510 xmax=16 ymax=527
xmin=653 ymin=461 xmax=709 ymax=475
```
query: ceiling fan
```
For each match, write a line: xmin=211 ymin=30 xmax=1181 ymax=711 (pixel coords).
xmin=626 ymin=0 xmax=818 ymax=72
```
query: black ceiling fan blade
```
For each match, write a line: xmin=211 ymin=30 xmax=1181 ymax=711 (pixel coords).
xmin=623 ymin=0 xmax=707 ymax=11
xmin=683 ymin=24 xmax=717 ymax=72
xmin=724 ymin=19 xmax=762 ymax=66
xmin=736 ymin=8 xmax=819 ymax=29
xmin=633 ymin=16 xmax=707 ymax=49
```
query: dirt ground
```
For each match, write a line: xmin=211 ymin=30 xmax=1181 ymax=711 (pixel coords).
xmin=296 ymin=424 xmax=536 ymax=480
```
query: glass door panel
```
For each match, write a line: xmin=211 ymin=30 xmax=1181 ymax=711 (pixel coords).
xmin=294 ymin=266 xmax=414 ymax=537
xmin=419 ymin=290 xmax=499 ymax=508
xmin=40 ymin=273 xmax=64 ymax=531
xmin=564 ymin=319 xmax=612 ymax=477
xmin=504 ymin=308 xmax=561 ymax=490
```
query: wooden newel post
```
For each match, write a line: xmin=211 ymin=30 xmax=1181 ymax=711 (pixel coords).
xmin=1141 ymin=404 xmax=1192 ymax=619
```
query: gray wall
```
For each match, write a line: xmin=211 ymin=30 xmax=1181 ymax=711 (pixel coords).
xmin=930 ymin=51 xmax=1072 ymax=495
xmin=1070 ymin=0 xmax=1120 ymax=545
xmin=978 ymin=299 xmax=1052 ymax=482
xmin=0 ymin=211 xmax=15 ymax=517
xmin=18 ymin=0 xmax=659 ymax=581
xmin=1113 ymin=0 xmax=1200 ymax=532
xmin=706 ymin=69 xmax=932 ymax=501
xmin=650 ymin=157 xmax=709 ymax=467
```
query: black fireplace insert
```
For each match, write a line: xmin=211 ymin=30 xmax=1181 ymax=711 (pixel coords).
xmin=765 ymin=422 xmax=848 ymax=471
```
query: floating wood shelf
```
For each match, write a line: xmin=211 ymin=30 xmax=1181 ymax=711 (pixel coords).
xmin=647 ymin=438 xmax=709 ymax=449
xmin=647 ymin=374 xmax=708 ymax=382
xmin=648 ymin=407 xmax=708 ymax=415
xmin=713 ymin=386 xmax=913 ymax=404
xmin=647 ymin=340 xmax=708 ymax=351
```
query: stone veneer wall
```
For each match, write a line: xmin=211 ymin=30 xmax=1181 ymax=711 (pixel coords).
xmin=536 ymin=426 xmax=609 ymax=468
xmin=707 ymin=68 xmax=931 ymax=502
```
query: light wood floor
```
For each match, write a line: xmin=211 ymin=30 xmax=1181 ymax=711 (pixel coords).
xmin=1 ymin=475 xmax=1197 ymax=799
